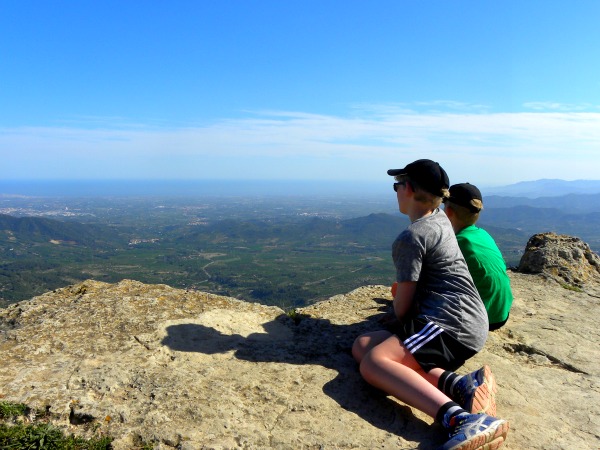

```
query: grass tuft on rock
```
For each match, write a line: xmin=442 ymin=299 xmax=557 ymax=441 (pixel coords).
xmin=0 ymin=422 xmax=112 ymax=449
xmin=0 ymin=401 xmax=112 ymax=449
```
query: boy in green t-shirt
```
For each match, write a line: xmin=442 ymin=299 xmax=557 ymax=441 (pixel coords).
xmin=444 ymin=183 xmax=514 ymax=330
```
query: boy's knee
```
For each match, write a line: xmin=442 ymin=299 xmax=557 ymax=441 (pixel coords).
xmin=358 ymin=351 xmax=382 ymax=385
xmin=351 ymin=336 xmax=365 ymax=362
xmin=352 ymin=330 xmax=393 ymax=362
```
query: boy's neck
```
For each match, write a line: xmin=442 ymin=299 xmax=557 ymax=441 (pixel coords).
xmin=453 ymin=223 xmax=468 ymax=233
xmin=408 ymin=203 xmax=437 ymax=223
xmin=445 ymin=208 xmax=469 ymax=233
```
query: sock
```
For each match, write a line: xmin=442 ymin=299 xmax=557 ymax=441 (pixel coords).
xmin=438 ymin=371 xmax=461 ymax=399
xmin=436 ymin=401 xmax=468 ymax=429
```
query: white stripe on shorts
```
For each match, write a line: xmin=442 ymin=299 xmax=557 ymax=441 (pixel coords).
xmin=403 ymin=321 xmax=443 ymax=354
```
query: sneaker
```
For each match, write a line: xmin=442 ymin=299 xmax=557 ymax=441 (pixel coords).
xmin=437 ymin=413 xmax=509 ymax=450
xmin=453 ymin=365 xmax=497 ymax=416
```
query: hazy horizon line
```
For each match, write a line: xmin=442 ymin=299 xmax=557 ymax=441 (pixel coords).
xmin=2 ymin=178 xmax=600 ymax=198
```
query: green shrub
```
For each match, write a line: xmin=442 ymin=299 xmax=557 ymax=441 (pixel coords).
xmin=0 ymin=402 xmax=112 ymax=449
xmin=0 ymin=401 xmax=29 ymax=419
xmin=560 ymin=283 xmax=583 ymax=292
xmin=0 ymin=422 xmax=111 ymax=449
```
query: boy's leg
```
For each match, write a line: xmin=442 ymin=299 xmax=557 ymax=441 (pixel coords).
xmin=439 ymin=366 xmax=497 ymax=416
xmin=359 ymin=334 xmax=450 ymax=417
xmin=352 ymin=330 xmax=393 ymax=363
xmin=360 ymin=336 xmax=509 ymax=450
xmin=354 ymin=329 xmax=496 ymax=415
xmin=354 ymin=331 xmax=444 ymax=383
xmin=358 ymin=335 xmax=509 ymax=449
xmin=354 ymin=332 xmax=452 ymax=395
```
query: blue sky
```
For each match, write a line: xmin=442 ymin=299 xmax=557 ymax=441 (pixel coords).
xmin=1 ymin=0 xmax=599 ymax=187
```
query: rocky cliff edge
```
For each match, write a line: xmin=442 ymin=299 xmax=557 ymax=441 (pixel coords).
xmin=1 ymin=233 xmax=599 ymax=449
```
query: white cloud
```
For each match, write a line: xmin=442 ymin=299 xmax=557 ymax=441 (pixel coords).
xmin=1 ymin=109 xmax=599 ymax=185
xmin=523 ymin=102 xmax=600 ymax=112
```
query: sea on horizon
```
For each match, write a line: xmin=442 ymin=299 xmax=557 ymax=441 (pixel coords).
xmin=0 ymin=179 xmax=390 ymax=198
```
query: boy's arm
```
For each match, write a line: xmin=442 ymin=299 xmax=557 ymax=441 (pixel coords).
xmin=393 ymin=281 xmax=417 ymax=319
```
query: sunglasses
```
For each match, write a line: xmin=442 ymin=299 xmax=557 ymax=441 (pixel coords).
xmin=393 ymin=181 xmax=407 ymax=192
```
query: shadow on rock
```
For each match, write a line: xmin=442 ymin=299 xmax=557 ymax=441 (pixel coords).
xmin=161 ymin=297 xmax=438 ymax=447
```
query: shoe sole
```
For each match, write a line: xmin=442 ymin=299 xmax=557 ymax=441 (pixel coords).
xmin=448 ymin=419 xmax=509 ymax=450
xmin=470 ymin=365 xmax=497 ymax=416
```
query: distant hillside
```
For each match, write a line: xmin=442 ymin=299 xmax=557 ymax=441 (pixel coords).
xmin=173 ymin=213 xmax=411 ymax=250
xmin=1 ymin=212 xmax=413 ymax=306
xmin=478 ymin=206 xmax=600 ymax=253
xmin=485 ymin=179 xmax=600 ymax=198
xmin=0 ymin=214 xmax=126 ymax=248
xmin=0 ymin=215 xmax=130 ymax=305
xmin=484 ymin=192 xmax=600 ymax=213
xmin=1 ymin=207 xmax=598 ymax=307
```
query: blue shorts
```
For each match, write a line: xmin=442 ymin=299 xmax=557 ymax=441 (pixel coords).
xmin=392 ymin=317 xmax=477 ymax=373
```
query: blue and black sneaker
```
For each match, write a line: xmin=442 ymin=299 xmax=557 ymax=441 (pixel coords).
xmin=437 ymin=413 xmax=509 ymax=450
xmin=453 ymin=365 xmax=497 ymax=416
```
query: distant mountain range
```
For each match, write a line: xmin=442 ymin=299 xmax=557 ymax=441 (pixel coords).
xmin=483 ymin=193 xmax=600 ymax=214
xmin=484 ymin=179 xmax=600 ymax=198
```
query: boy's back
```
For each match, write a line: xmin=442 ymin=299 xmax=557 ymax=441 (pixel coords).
xmin=445 ymin=183 xmax=515 ymax=329
xmin=455 ymin=225 xmax=513 ymax=325
xmin=393 ymin=208 xmax=488 ymax=351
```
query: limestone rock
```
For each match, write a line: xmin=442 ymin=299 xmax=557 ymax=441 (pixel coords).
xmin=518 ymin=232 xmax=600 ymax=287
xmin=1 ymin=242 xmax=600 ymax=449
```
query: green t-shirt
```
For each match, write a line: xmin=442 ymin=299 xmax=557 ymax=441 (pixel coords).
xmin=455 ymin=225 xmax=514 ymax=325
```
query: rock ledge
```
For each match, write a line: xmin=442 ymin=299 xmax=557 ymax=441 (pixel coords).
xmin=1 ymin=237 xmax=600 ymax=449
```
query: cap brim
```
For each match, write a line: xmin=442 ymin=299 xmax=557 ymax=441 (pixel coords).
xmin=387 ymin=168 xmax=406 ymax=176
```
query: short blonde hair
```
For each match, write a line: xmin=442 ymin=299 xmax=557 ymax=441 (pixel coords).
xmin=446 ymin=200 xmax=480 ymax=226
xmin=396 ymin=174 xmax=449 ymax=207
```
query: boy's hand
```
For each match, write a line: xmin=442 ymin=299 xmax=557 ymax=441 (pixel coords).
xmin=391 ymin=282 xmax=398 ymax=298
xmin=378 ymin=311 xmax=399 ymax=327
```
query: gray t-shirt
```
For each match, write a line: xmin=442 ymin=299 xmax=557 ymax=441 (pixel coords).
xmin=392 ymin=208 xmax=488 ymax=351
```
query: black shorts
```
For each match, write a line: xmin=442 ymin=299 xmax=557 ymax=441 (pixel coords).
xmin=392 ymin=317 xmax=477 ymax=373
xmin=489 ymin=314 xmax=509 ymax=331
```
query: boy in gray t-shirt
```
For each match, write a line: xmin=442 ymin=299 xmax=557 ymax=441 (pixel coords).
xmin=392 ymin=207 xmax=488 ymax=352
xmin=352 ymin=159 xmax=509 ymax=450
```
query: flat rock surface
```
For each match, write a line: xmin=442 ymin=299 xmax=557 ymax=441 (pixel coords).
xmin=1 ymin=273 xmax=599 ymax=449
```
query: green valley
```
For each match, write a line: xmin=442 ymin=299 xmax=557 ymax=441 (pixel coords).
xmin=1 ymin=190 xmax=598 ymax=309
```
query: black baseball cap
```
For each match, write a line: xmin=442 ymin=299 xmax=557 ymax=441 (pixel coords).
xmin=448 ymin=183 xmax=483 ymax=212
xmin=387 ymin=159 xmax=449 ymax=197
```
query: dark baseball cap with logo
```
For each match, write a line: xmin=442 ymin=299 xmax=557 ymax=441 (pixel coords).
xmin=387 ymin=159 xmax=449 ymax=197
xmin=447 ymin=183 xmax=483 ymax=212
